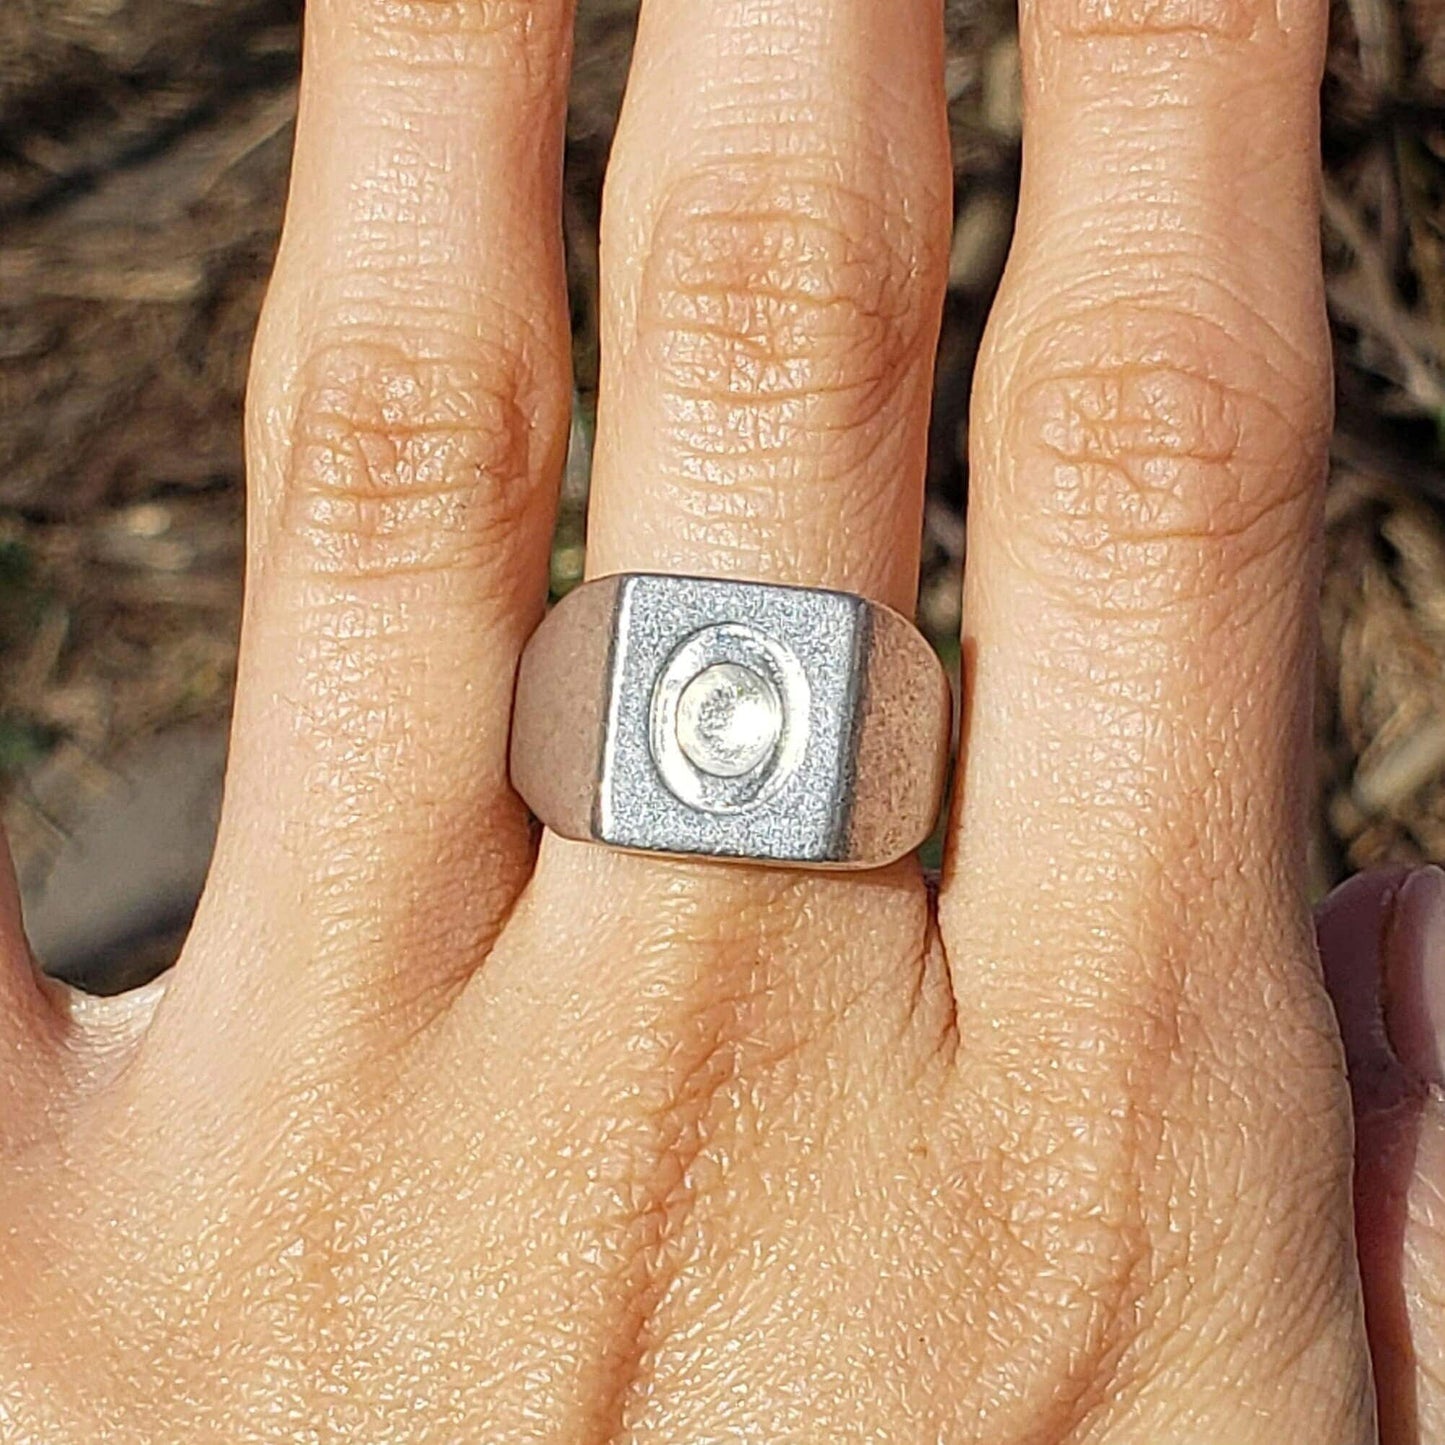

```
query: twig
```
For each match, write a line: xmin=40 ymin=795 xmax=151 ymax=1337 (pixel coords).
xmin=1324 ymin=176 xmax=1445 ymax=416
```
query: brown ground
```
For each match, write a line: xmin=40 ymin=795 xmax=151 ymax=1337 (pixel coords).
xmin=1 ymin=0 xmax=1442 ymax=989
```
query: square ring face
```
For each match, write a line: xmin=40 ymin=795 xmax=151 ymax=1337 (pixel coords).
xmin=596 ymin=575 xmax=866 ymax=863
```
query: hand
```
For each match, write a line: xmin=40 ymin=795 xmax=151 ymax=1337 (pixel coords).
xmin=0 ymin=0 xmax=1396 ymax=1438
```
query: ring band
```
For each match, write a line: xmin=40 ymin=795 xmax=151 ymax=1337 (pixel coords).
xmin=509 ymin=573 xmax=952 ymax=870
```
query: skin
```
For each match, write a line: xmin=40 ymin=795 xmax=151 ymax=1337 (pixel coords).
xmin=0 ymin=0 xmax=1434 ymax=1437
xmin=1321 ymin=867 xmax=1445 ymax=1445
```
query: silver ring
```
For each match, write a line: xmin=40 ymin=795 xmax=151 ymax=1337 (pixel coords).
xmin=509 ymin=573 xmax=951 ymax=870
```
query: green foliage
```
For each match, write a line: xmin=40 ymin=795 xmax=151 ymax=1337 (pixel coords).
xmin=0 ymin=536 xmax=32 ymax=598
xmin=0 ymin=717 xmax=55 ymax=774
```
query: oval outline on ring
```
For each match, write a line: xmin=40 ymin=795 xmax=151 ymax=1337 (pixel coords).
xmin=648 ymin=622 xmax=811 ymax=815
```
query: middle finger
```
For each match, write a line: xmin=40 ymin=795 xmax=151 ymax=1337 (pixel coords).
xmin=463 ymin=7 xmax=958 ymax=1427
xmin=523 ymin=0 xmax=952 ymax=955
xmin=586 ymin=0 xmax=951 ymax=611
xmin=516 ymin=0 xmax=955 ymax=1000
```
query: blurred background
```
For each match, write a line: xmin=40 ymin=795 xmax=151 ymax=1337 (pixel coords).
xmin=0 ymin=0 xmax=1441 ymax=993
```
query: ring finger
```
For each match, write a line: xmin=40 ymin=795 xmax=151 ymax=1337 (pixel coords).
xmin=587 ymin=0 xmax=950 ymax=612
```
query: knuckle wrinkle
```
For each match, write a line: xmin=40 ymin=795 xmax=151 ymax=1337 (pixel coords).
xmin=1047 ymin=0 xmax=1263 ymax=41
xmin=636 ymin=166 xmax=932 ymax=442
xmin=996 ymin=323 xmax=1322 ymax=600
xmin=282 ymin=337 xmax=535 ymax=583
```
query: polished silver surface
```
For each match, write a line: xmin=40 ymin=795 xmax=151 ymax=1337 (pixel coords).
xmin=509 ymin=572 xmax=951 ymax=870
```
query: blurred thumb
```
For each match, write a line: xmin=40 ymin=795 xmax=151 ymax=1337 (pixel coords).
xmin=1320 ymin=866 xmax=1445 ymax=1444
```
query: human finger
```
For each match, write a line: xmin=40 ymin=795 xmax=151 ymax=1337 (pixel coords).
xmin=1320 ymin=866 xmax=1445 ymax=1445
xmin=943 ymin=0 xmax=1332 ymax=1075
xmin=0 ymin=830 xmax=63 ymax=1129
xmin=935 ymin=0 xmax=1373 ymax=1430
xmin=179 ymin=0 xmax=576 ymax=1016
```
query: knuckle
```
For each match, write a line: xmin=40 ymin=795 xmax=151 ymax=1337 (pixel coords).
xmin=1138 ymin=1067 xmax=1360 ymax=1415
xmin=945 ymin=1073 xmax=1154 ymax=1427
xmin=989 ymin=304 xmax=1327 ymax=606
xmin=347 ymin=0 xmax=562 ymax=59
xmin=1043 ymin=0 xmax=1266 ymax=44
xmin=338 ymin=0 xmax=572 ymax=107
xmin=632 ymin=162 xmax=941 ymax=453
xmin=954 ymin=949 xmax=1354 ymax=1428
xmin=280 ymin=333 xmax=539 ymax=585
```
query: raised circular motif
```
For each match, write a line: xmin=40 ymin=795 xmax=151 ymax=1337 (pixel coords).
xmin=649 ymin=623 xmax=810 ymax=814
xmin=675 ymin=662 xmax=782 ymax=778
